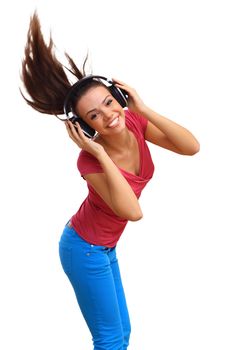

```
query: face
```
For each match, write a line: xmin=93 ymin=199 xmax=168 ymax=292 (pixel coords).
xmin=75 ymin=86 xmax=126 ymax=136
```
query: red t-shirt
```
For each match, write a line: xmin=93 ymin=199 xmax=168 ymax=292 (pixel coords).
xmin=70 ymin=109 xmax=155 ymax=247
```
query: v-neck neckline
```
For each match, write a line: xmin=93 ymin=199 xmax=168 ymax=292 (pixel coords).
xmin=112 ymin=127 xmax=142 ymax=178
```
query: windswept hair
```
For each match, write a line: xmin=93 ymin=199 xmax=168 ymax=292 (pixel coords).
xmin=20 ymin=11 xmax=90 ymax=116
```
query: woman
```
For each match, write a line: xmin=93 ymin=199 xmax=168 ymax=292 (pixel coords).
xmin=20 ymin=11 xmax=200 ymax=350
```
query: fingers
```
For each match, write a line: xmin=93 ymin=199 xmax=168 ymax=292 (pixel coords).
xmin=65 ymin=120 xmax=87 ymax=145
xmin=112 ymin=77 xmax=121 ymax=83
xmin=73 ymin=121 xmax=88 ymax=141
xmin=66 ymin=120 xmax=79 ymax=135
xmin=64 ymin=121 xmax=76 ymax=144
xmin=112 ymin=77 xmax=126 ymax=85
xmin=112 ymin=77 xmax=132 ymax=93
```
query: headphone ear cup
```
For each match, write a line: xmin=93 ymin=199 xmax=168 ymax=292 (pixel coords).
xmin=70 ymin=116 xmax=96 ymax=139
xmin=108 ymin=85 xmax=128 ymax=108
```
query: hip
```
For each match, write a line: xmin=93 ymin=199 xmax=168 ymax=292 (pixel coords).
xmin=59 ymin=220 xmax=116 ymax=254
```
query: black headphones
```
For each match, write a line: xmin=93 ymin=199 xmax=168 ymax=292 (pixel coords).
xmin=63 ymin=75 xmax=128 ymax=138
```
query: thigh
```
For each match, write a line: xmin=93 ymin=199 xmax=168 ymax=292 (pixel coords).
xmin=59 ymin=225 xmax=124 ymax=347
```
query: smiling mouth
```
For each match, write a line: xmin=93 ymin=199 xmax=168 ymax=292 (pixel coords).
xmin=107 ymin=117 xmax=120 ymax=128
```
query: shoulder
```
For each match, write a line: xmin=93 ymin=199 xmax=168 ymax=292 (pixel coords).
xmin=125 ymin=109 xmax=148 ymax=137
xmin=77 ymin=150 xmax=103 ymax=177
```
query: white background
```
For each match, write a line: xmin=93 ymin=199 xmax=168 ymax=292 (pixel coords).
xmin=1 ymin=0 xmax=232 ymax=349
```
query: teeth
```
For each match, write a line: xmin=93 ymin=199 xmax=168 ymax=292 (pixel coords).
xmin=108 ymin=117 xmax=119 ymax=127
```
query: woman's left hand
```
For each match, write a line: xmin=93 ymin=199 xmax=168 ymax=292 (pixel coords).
xmin=112 ymin=78 xmax=147 ymax=114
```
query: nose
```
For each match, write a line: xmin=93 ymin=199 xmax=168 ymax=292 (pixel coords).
xmin=102 ymin=107 xmax=114 ymax=120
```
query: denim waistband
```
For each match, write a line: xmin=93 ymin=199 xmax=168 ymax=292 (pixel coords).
xmin=61 ymin=219 xmax=116 ymax=252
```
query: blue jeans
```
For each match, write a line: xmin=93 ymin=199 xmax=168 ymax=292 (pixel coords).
xmin=58 ymin=221 xmax=131 ymax=350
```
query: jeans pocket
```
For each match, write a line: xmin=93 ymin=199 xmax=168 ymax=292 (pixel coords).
xmin=83 ymin=243 xmax=108 ymax=256
xmin=59 ymin=245 xmax=72 ymax=276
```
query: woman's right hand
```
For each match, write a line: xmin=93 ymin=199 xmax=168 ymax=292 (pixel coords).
xmin=65 ymin=120 xmax=105 ymax=158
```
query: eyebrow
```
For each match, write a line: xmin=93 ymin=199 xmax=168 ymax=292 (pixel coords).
xmin=85 ymin=94 xmax=111 ymax=117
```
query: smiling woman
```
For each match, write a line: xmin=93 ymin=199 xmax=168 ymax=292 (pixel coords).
xmin=75 ymin=85 xmax=126 ymax=136
xmin=19 ymin=9 xmax=199 ymax=350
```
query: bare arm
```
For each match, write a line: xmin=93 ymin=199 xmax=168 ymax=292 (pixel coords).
xmin=65 ymin=120 xmax=143 ymax=221
xmin=112 ymin=78 xmax=200 ymax=155
xmin=141 ymin=106 xmax=200 ymax=155
xmin=85 ymin=151 xmax=143 ymax=221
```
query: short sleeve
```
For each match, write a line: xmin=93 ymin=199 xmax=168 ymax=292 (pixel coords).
xmin=77 ymin=150 xmax=103 ymax=177
xmin=125 ymin=109 xmax=148 ymax=137
xmin=134 ymin=112 xmax=148 ymax=136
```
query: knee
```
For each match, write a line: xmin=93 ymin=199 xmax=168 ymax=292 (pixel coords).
xmin=93 ymin=326 xmax=131 ymax=349
xmin=94 ymin=331 xmax=125 ymax=350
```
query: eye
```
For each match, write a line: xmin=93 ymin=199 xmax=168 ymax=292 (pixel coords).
xmin=91 ymin=114 xmax=98 ymax=120
xmin=106 ymin=99 xmax=113 ymax=106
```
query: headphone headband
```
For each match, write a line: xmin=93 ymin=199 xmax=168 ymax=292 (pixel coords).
xmin=63 ymin=75 xmax=128 ymax=117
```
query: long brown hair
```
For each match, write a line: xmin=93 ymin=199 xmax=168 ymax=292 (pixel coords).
xmin=20 ymin=11 xmax=90 ymax=116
